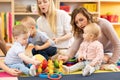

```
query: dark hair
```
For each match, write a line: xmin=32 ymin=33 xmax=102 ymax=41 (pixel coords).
xmin=71 ymin=6 xmax=97 ymax=37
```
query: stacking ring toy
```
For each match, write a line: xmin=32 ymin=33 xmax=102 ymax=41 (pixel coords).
xmin=39 ymin=73 xmax=48 ymax=78
xmin=48 ymin=74 xmax=62 ymax=80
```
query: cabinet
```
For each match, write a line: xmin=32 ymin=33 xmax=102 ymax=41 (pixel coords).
xmin=0 ymin=0 xmax=13 ymax=43
xmin=0 ymin=0 xmax=58 ymax=43
xmin=100 ymin=0 xmax=120 ymax=38
xmin=57 ymin=0 xmax=100 ymax=17
xmin=0 ymin=0 xmax=120 ymax=43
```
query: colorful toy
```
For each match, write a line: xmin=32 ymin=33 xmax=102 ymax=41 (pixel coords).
xmin=58 ymin=60 xmax=63 ymax=73
xmin=66 ymin=57 xmax=77 ymax=66
xmin=48 ymin=73 xmax=62 ymax=80
xmin=48 ymin=59 xmax=54 ymax=74
xmin=32 ymin=54 xmax=48 ymax=74
xmin=54 ymin=60 xmax=59 ymax=68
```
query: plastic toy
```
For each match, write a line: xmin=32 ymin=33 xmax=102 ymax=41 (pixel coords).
xmin=38 ymin=59 xmax=63 ymax=79
xmin=58 ymin=60 xmax=63 ymax=72
xmin=48 ymin=73 xmax=62 ymax=80
xmin=39 ymin=73 xmax=48 ymax=78
xmin=66 ymin=57 xmax=77 ymax=66
xmin=32 ymin=54 xmax=48 ymax=74
xmin=48 ymin=59 xmax=54 ymax=74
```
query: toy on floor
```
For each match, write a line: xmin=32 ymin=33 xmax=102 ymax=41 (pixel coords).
xmin=65 ymin=57 xmax=77 ymax=66
xmin=48 ymin=73 xmax=62 ymax=80
xmin=48 ymin=59 xmax=54 ymax=74
xmin=32 ymin=54 xmax=48 ymax=75
xmin=47 ymin=59 xmax=63 ymax=80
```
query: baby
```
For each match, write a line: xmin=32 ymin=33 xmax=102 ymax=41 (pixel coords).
xmin=63 ymin=23 xmax=104 ymax=76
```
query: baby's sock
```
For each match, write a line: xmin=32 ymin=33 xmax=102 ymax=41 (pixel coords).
xmin=29 ymin=65 xmax=36 ymax=76
xmin=63 ymin=62 xmax=84 ymax=74
xmin=82 ymin=65 xmax=95 ymax=76
xmin=62 ymin=65 xmax=70 ymax=74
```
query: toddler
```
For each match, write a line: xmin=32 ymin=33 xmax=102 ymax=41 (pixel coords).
xmin=63 ymin=23 xmax=104 ymax=76
xmin=4 ymin=25 xmax=40 ymax=76
xmin=21 ymin=16 xmax=57 ymax=60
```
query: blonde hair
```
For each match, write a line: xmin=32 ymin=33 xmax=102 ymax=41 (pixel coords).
xmin=84 ymin=23 xmax=101 ymax=40
xmin=37 ymin=0 xmax=57 ymax=33
xmin=12 ymin=25 xmax=28 ymax=37
xmin=21 ymin=16 xmax=36 ymax=28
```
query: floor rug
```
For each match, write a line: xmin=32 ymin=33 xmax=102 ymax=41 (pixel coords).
xmin=18 ymin=72 xmax=120 ymax=80
xmin=0 ymin=72 xmax=14 ymax=77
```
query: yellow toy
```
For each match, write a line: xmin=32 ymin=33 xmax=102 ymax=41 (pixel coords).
xmin=47 ymin=59 xmax=54 ymax=74
xmin=58 ymin=60 xmax=63 ymax=73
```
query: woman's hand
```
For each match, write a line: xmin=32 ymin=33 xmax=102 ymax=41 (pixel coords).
xmin=100 ymin=64 xmax=120 ymax=72
xmin=53 ymin=38 xmax=60 ymax=44
xmin=58 ymin=55 xmax=69 ymax=63
xmin=7 ymin=68 xmax=22 ymax=76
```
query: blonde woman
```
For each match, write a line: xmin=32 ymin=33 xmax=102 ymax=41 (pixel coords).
xmin=36 ymin=0 xmax=72 ymax=49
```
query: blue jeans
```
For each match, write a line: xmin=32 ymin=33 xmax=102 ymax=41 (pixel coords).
xmin=7 ymin=63 xmax=29 ymax=75
xmin=32 ymin=46 xmax=57 ymax=60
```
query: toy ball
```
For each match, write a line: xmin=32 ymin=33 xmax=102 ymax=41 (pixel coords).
xmin=33 ymin=54 xmax=48 ymax=70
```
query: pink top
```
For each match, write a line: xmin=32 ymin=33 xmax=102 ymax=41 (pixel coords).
xmin=77 ymin=40 xmax=104 ymax=66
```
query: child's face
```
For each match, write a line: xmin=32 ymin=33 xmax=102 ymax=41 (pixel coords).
xmin=83 ymin=29 xmax=91 ymax=41
xmin=28 ymin=26 xmax=36 ymax=37
xmin=15 ymin=33 xmax=28 ymax=46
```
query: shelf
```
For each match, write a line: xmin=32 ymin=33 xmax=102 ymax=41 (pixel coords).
xmin=0 ymin=0 xmax=11 ymax=2
xmin=60 ymin=0 xmax=99 ymax=2
xmin=14 ymin=13 xmax=38 ymax=15
xmin=100 ymin=0 xmax=120 ymax=2
xmin=111 ymin=23 xmax=120 ymax=25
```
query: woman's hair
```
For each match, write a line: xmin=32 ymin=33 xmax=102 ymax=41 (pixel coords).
xmin=37 ymin=0 xmax=57 ymax=33
xmin=84 ymin=23 xmax=101 ymax=40
xmin=21 ymin=16 xmax=36 ymax=28
xmin=71 ymin=6 xmax=97 ymax=37
xmin=12 ymin=25 xmax=28 ymax=37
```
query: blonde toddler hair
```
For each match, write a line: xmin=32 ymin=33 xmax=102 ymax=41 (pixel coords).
xmin=12 ymin=25 xmax=28 ymax=37
xmin=84 ymin=23 xmax=101 ymax=40
xmin=21 ymin=16 xmax=36 ymax=28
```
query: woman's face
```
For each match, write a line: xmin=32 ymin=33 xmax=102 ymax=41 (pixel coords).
xmin=37 ymin=0 xmax=49 ymax=13
xmin=75 ymin=13 xmax=88 ymax=29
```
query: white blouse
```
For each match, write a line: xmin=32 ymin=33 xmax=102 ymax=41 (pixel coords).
xmin=37 ymin=10 xmax=72 ymax=48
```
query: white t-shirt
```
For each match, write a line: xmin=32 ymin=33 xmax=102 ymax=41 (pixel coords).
xmin=5 ymin=42 xmax=25 ymax=65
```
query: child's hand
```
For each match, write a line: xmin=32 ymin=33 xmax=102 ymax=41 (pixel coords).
xmin=77 ymin=55 xmax=84 ymax=62
xmin=8 ymin=68 xmax=22 ymax=76
xmin=35 ymin=45 xmax=41 ymax=50
xmin=58 ymin=55 xmax=69 ymax=63
xmin=33 ymin=60 xmax=41 ymax=66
